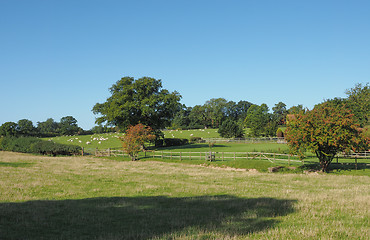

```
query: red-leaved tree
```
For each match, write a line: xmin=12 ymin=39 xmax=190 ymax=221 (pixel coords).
xmin=119 ymin=123 xmax=156 ymax=161
xmin=285 ymin=103 xmax=369 ymax=172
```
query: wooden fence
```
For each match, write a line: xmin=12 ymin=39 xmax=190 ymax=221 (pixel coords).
xmin=91 ymin=148 xmax=301 ymax=164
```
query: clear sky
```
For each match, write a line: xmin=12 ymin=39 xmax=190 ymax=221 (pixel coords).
xmin=1 ymin=0 xmax=369 ymax=130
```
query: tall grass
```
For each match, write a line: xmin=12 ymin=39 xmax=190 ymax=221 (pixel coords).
xmin=0 ymin=151 xmax=369 ymax=239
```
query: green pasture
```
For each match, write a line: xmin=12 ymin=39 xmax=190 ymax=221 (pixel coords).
xmin=0 ymin=151 xmax=369 ymax=239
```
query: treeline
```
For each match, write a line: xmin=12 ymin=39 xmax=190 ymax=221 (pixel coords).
xmin=0 ymin=116 xmax=116 ymax=138
xmin=171 ymin=98 xmax=304 ymax=137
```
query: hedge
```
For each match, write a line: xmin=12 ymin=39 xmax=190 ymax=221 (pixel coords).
xmin=0 ymin=136 xmax=81 ymax=156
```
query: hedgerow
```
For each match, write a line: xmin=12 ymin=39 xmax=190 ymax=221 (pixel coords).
xmin=0 ymin=137 xmax=81 ymax=156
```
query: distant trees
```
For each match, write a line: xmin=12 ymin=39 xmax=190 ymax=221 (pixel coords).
xmin=92 ymin=76 xmax=182 ymax=131
xmin=285 ymin=102 xmax=369 ymax=172
xmin=0 ymin=116 xmax=82 ymax=137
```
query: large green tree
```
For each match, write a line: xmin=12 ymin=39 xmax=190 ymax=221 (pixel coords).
xmin=92 ymin=77 xmax=182 ymax=131
xmin=285 ymin=102 xmax=369 ymax=172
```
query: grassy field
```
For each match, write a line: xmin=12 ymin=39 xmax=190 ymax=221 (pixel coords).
xmin=0 ymin=151 xmax=369 ymax=239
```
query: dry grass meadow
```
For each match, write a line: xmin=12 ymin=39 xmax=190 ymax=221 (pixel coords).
xmin=0 ymin=151 xmax=369 ymax=239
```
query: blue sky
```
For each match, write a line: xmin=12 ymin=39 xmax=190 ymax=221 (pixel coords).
xmin=1 ymin=0 xmax=369 ymax=130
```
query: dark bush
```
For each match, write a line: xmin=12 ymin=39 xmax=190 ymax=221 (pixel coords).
xmin=155 ymin=138 xmax=189 ymax=147
xmin=190 ymin=136 xmax=202 ymax=143
xmin=30 ymin=141 xmax=81 ymax=156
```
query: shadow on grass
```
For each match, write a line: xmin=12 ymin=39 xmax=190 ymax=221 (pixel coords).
xmin=0 ymin=195 xmax=296 ymax=239
xmin=300 ymin=162 xmax=369 ymax=172
xmin=0 ymin=162 xmax=35 ymax=168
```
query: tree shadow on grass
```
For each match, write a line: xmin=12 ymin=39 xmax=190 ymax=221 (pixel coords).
xmin=0 ymin=195 xmax=296 ymax=240
xmin=301 ymin=162 xmax=369 ymax=172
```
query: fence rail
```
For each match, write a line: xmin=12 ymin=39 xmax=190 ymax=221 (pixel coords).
xmin=203 ymin=137 xmax=287 ymax=144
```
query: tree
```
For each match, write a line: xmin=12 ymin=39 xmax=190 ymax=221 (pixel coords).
xmin=272 ymin=102 xmax=287 ymax=125
xmin=285 ymin=103 xmax=369 ymax=172
xmin=16 ymin=119 xmax=36 ymax=136
xmin=288 ymin=104 xmax=305 ymax=115
xmin=345 ymin=83 xmax=370 ymax=127
xmin=119 ymin=124 xmax=156 ymax=161
xmin=218 ymin=119 xmax=244 ymax=138
xmin=92 ymin=77 xmax=182 ymax=131
xmin=244 ymin=104 xmax=270 ymax=137
xmin=0 ymin=122 xmax=18 ymax=137
xmin=203 ymin=98 xmax=229 ymax=128
xmin=59 ymin=116 xmax=81 ymax=135
xmin=37 ymin=118 xmax=59 ymax=137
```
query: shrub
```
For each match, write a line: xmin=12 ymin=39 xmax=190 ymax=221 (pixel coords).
xmin=276 ymin=128 xmax=284 ymax=138
xmin=190 ymin=136 xmax=202 ymax=143
xmin=155 ymin=138 xmax=189 ymax=147
xmin=0 ymin=136 xmax=81 ymax=156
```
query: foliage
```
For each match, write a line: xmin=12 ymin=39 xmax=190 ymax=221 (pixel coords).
xmin=345 ymin=82 xmax=370 ymax=127
xmin=244 ymin=104 xmax=270 ymax=137
xmin=0 ymin=122 xmax=18 ymax=137
xmin=16 ymin=119 xmax=36 ymax=136
xmin=276 ymin=128 xmax=284 ymax=138
xmin=155 ymin=138 xmax=189 ymax=147
xmin=0 ymin=136 xmax=81 ymax=155
xmin=92 ymin=76 xmax=182 ymax=131
xmin=272 ymin=102 xmax=287 ymax=125
xmin=189 ymin=136 xmax=202 ymax=143
xmin=119 ymin=124 xmax=156 ymax=161
xmin=59 ymin=116 xmax=81 ymax=135
xmin=285 ymin=102 xmax=370 ymax=172
xmin=218 ymin=119 xmax=244 ymax=138
xmin=30 ymin=140 xmax=81 ymax=156
xmin=37 ymin=118 xmax=60 ymax=137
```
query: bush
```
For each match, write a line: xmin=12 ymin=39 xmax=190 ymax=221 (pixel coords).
xmin=0 ymin=136 xmax=81 ymax=156
xmin=190 ymin=136 xmax=202 ymax=143
xmin=276 ymin=128 xmax=284 ymax=138
xmin=155 ymin=138 xmax=189 ymax=147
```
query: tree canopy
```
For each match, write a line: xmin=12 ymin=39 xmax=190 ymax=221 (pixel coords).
xmin=285 ymin=102 xmax=369 ymax=172
xmin=92 ymin=77 xmax=182 ymax=131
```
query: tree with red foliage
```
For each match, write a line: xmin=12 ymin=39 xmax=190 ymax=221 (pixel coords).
xmin=285 ymin=103 xmax=369 ymax=172
xmin=119 ymin=124 xmax=155 ymax=161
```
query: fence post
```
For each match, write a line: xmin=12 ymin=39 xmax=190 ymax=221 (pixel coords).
xmin=189 ymin=151 xmax=191 ymax=160
xmin=222 ymin=152 xmax=224 ymax=161
xmin=161 ymin=151 xmax=163 ymax=159
xmin=81 ymin=147 xmax=84 ymax=156
xmin=180 ymin=152 xmax=182 ymax=161
xmin=153 ymin=150 xmax=155 ymax=158
xmin=355 ymin=157 xmax=357 ymax=170
xmin=108 ymin=148 xmax=111 ymax=157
